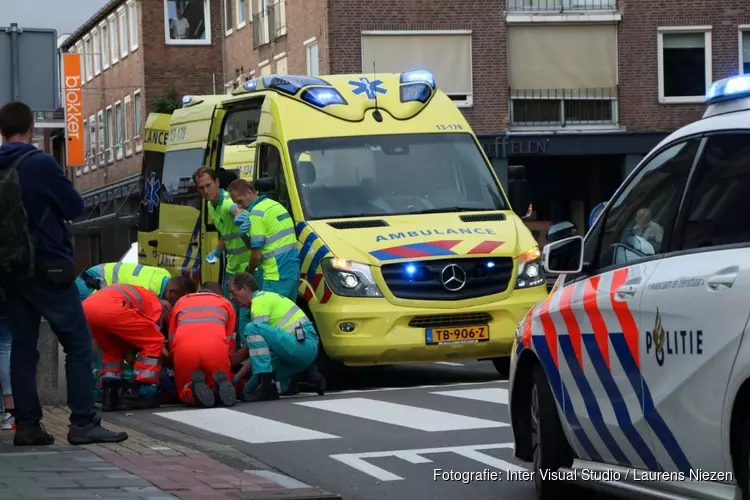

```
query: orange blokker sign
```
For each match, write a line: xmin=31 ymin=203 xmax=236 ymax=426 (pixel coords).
xmin=63 ymin=53 xmax=85 ymax=167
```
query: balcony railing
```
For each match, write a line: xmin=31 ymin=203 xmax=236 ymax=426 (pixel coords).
xmin=507 ymin=0 xmax=616 ymax=11
xmin=510 ymin=87 xmax=618 ymax=127
xmin=252 ymin=10 xmax=270 ymax=47
xmin=269 ymin=0 xmax=286 ymax=38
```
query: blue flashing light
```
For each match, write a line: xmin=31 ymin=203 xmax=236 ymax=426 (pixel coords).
xmin=705 ymin=75 xmax=750 ymax=104
xmin=262 ymin=75 xmax=332 ymax=96
xmin=182 ymin=95 xmax=193 ymax=105
xmin=243 ymin=78 xmax=259 ymax=92
xmin=400 ymin=83 xmax=431 ymax=104
xmin=400 ymin=69 xmax=436 ymax=88
xmin=300 ymin=87 xmax=347 ymax=108
xmin=486 ymin=261 xmax=496 ymax=269
xmin=405 ymin=264 xmax=417 ymax=276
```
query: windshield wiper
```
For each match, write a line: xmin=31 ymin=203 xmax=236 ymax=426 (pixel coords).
xmin=409 ymin=207 xmax=496 ymax=215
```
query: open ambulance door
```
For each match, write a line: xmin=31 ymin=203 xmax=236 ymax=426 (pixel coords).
xmin=200 ymin=105 xmax=227 ymax=284
xmin=137 ymin=113 xmax=170 ymax=267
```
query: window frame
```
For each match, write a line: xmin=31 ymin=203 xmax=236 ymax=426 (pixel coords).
xmin=127 ymin=0 xmax=139 ymax=51
xmin=657 ymin=26 xmax=713 ymax=104
xmin=96 ymin=110 xmax=105 ymax=167
xmin=98 ymin=22 xmax=108 ymax=71
xmin=88 ymin=113 xmax=96 ymax=166
xmin=114 ymin=100 xmax=124 ymax=160
xmin=81 ymin=117 xmax=88 ymax=176
xmin=118 ymin=7 xmax=129 ymax=59
xmin=164 ymin=0 xmax=212 ymax=46
xmin=273 ymin=51 xmax=287 ymax=74
xmin=75 ymin=42 xmax=86 ymax=85
xmin=108 ymin=14 xmax=119 ymax=65
xmin=259 ymin=59 xmax=271 ymax=76
xmin=509 ymin=90 xmax=619 ymax=130
xmin=304 ymin=38 xmax=319 ymax=76
xmin=133 ymin=89 xmax=143 ymax=152
xmin=740 ymin=26 xmax=750 ymax=75
xmin=236 ymin=0 xmax=247 ymax=30
xmin=105 ymin=105 xmax=114 ymax=164
xmin=124 ymin=94 xmax=133 ymax=156
xmin=225 ymin=0 xmax=233 ymax=35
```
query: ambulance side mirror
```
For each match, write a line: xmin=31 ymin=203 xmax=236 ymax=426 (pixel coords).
xmin=508 ymin=165 xmax=531 ymax=219
xmin=542 ymin=235 xmax=584 ymax=274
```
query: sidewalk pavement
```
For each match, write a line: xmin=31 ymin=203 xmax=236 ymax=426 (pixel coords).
xmin=0 ymin=406 xmax=340 ymax=500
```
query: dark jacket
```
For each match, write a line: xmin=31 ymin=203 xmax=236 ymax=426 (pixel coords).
xmin=0 ymin=142 xmax=84 ymax=262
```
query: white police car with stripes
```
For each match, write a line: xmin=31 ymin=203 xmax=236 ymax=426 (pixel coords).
xmin=509 ymin=74 xmax=750 ymax=500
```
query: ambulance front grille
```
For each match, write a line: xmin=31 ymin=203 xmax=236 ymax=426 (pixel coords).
xmin=380 ymin=257 xmax=514 ymax=301
xmin=409 ymin=312 xmax=493 ymax=328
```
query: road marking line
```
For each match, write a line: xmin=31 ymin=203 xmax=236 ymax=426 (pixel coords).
xmin=281 ymin=380 xmax=507 ymax=399
xmin=430 ymin=387 xmax=509 ymax=404
xmin=434 ymin=362 xmax=464 ymax=366
xmin=294 ymin=397 xmax=508 ymax=431
xmin=244 ymin=470 xmax=310 ymax=488
xmin=330 ymin=443 xmax=525 ymax=481
xmin=154 ymin=408 xmax=340 ymax=443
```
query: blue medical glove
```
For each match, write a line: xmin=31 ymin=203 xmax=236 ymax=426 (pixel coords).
xmin=233 ymin=210 xmax=249 ymax=226
xmin=240 ymin=218 xmax=251 ymax=234
xmin=206 ymin=248 xmax=222 ymax=263
xmin=229 ymin=203 xmax=239 ymax=214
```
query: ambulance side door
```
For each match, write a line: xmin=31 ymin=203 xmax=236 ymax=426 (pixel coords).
xmin=555 ymin=138 xmax=696 ymax=469
xmin=638 ymin=132 xmax=750 ymax=475
xmin=200 ymin=106 xmax=226 ymax=284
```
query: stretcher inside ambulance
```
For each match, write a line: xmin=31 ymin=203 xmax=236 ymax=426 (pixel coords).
xmin=201 ymin=71 xmax=548 ymax=375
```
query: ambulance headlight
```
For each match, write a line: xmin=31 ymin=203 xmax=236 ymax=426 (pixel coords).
xmin=321 ymin=258 xmax=383 ymax=298
xmin=515 ymin=246 xmax=545 ymax=289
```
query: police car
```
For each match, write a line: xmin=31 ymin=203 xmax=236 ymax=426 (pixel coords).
xmin=508 ymin=74 xmax=750 ymax=500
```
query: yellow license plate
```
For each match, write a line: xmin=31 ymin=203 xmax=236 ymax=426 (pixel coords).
xmin=426 ymin=325 xmax=490 ymax=345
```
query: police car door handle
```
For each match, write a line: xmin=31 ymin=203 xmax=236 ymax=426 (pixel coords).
xmin=707 ymin=271 xmax=738 ymax=290
xmin=615 ymin=284 xmax=638 ymax=298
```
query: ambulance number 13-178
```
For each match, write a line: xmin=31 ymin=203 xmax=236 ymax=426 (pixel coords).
xmin=435 ymin=124 xmax=463 ymax=131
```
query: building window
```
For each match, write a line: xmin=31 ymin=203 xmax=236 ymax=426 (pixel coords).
xmin=305 ymin=39 xmax=319 ymax=76
xmin=124 ymin=94 xmax=133 ymax=156
xmin=236 ymin=0 xmax=247 ymax=29
xmin=118 ymin=7 xmax=129 ymax=58
xmin=105 ymin=106 xmax=114 ymax=163
xmin=274 ymin=54 xmax=287 ymax=74
xmin=269 ymin=0 xmax=286 ymax=39
xmin=507 ymin=25 xmax=618 ymax=127
xmin=82 ymin=117 xmax=89 ymax=174
xmin=88 ymin=114 xmax=96 ymax=164
xmin=741 ymin=29 xmax=750 ymax=74
xmin=92 ymin=30 xmax=101 ymax=74
xmin=658 ymin=27 xmax=712 ymax=104
xmin=115 ymin=101 xmax=124 ymax=160
xmin=225 ymin=0 xmax=233 ymax=34
xmin=99 ymin=23 xmax=109 ymax=70
xmin=83 ymin=37 xmax=93 ymax=81
xmin=361 ymin=31 xmax=473 ymax=107
xmin=75 ymin=42 xmax=85 ymax=84
xmin=253 ymin=0 xmax=269 ymax=46
xmin=134 ymin=89 xmax=143 ymax=151
xmin=97 ymin=110 xmax=105 ymax=166
xmin=164 ymin=0 xmax=211 ymax=45
xmin=259 ymin=61 xmax=271 ymax=76
xmin=128 ymin=0 xmax=139 ymax=51
xmin=109 ymin=15 xmax=119 ymax=64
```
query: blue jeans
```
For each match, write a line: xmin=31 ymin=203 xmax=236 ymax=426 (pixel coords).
xmin=6 ymin=279 xmax=96 ymax=427
xmin=0 ymin=317 xmax=11 ymax=404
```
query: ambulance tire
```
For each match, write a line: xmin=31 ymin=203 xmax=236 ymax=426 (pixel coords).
xmin=531 ymin=362 xmax=575 ymax=499
xmin=738 ymin=416 xmax=750 ymax=500
xmin=492 ymin=357 xmax=510 ymax=378
xmin=315 ymin=348 xmax=345 ymax=390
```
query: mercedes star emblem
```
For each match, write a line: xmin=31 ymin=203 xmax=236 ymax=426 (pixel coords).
xmin=440 ymin=264 xmax=467 ymax=292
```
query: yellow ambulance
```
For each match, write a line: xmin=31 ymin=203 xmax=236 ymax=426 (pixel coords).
xmin=137 ymin=112 xmax=170 ymax=267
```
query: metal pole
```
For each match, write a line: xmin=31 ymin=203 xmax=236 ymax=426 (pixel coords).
xmin=7 ymin=23 xmax=22 ymax=100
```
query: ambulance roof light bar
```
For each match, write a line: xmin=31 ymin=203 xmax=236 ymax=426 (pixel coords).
xmin=705 ymin=75 xmax=750 ymax=104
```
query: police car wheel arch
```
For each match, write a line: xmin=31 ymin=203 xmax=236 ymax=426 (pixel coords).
xmin=531 ymin=362 xmax=574 ymax=495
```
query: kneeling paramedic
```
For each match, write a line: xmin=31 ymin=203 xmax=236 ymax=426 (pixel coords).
xmin=228 ymin=180 xmax=300 ymax=301
xmin=75 ymin=262 xmax=195 ymax=303
xmin=167 ymin=281 xmax=237 ymax=408
xmin=83 ymin=284 xmax=172 ymax=410
xmin=229 ymin=272 xmax=324 ymax=401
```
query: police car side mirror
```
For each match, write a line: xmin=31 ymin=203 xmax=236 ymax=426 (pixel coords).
xmin=542 ymin=235 xmax=584 ymax=274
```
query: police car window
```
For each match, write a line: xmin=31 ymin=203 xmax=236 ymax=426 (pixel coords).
xmin=679 ymin=133 xmax=750 ymax=250
xmin=161 ymin=148 xmax=203 ymax=210
xmin=288 ymin=133 xmax=506 ymax=220
xmin=596 ymin=139 xmax=698 ymax=268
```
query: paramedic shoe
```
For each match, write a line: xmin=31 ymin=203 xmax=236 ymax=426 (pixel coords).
xmin=101 ymin=379 xmax=121 ymax=412
xmin=14 ymin=422 xmax=54 ymax=446
xmin=213 ymin=371 xmax=236 ymax=407
xmin=1 ymin=413 xmax=15 ymax=430
xmin=68 ymin=415 xmax=128 ymax=445
xmin=242 ymin=374 xmax=279 ymax=402
xmin=190 ymin=370 xmax=215 ymax=407
xmin=281 ymin=382 xmax=300 ymax=396
xmin=117 ymin=382 xmax=161 ymax=411
xmin=298 ymin=365 xmax=326 ymax=396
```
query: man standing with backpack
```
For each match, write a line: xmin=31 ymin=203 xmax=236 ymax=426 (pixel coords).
xmin=0 ymin=101 xmax=127 ymax=446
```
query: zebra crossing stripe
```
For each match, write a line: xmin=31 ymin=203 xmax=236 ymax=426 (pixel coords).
xmin=429 ymin=388 xmax=508 ymax=404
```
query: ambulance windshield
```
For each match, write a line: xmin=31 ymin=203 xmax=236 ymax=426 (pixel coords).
xmin=288 ymin=133 xmax=507 ymax=220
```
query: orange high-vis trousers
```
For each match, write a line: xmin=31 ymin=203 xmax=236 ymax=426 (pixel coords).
xmin=83 ymin=284 xmax=165 ymax=384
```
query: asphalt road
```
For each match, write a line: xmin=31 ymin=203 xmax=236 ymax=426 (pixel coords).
xmin=116 ymin=362 xmax=614 ymax=500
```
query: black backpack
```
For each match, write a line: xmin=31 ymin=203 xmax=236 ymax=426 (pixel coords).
xmin=0 ymin=149 xmax=42 ymax=286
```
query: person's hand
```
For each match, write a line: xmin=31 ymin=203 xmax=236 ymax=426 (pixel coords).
xmin=230 ymin=351 xmax=245 ymax=365
xmin=240 ymin=218 xmax=251 ymax=234
xmin=206 ymin=248 xmax=222 ymax=263
xmin=234 ymin=210 xmax=248 ymax=226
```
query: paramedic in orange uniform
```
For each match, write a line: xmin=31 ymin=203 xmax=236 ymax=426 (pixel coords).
xmin=168 ymin=281 xmax=237 ymax=408
xmin=83 ymin=283 xmax=172 ymax=411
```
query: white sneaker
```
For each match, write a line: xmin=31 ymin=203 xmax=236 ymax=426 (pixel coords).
xmin=1 ymin=413 xmax=14 ymax=430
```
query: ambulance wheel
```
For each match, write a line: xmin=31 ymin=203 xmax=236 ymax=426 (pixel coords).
xmin=531 ymin=363 xmax=575 ymax=499
xmin=737 ymin=415 xmax=750 ymax=500
xmin=492 ymin=357 xmax=510 ymax=378
xmin=315 ymin=348 xmax=345 ymax=390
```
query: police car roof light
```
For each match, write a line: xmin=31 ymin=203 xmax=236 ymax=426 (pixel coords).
xmin=300 ymin=87 xmax=347 ymax=108
xmin=243 ymin=78 xmax=259 ymax=92
xmin=400 ymin=83 xmax=431 ymax=104
xmin=400 ymin=69 xmax=436 ymax=88
xmin=263 ymin=75 xmax=332 ymax=96
xmin=705 ymin=75 xmax=750 ymax=104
